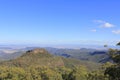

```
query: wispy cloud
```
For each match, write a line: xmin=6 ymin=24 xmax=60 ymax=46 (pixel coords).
xmin=91 ymin=29 xmax=97 ymax=32
xmin=112 ymin=30 xmax=120 ymax=34
xmin=94 ymin=20 xmax=105 ymax=23
xmin=94 ymin=20 xmax=115 ymax=28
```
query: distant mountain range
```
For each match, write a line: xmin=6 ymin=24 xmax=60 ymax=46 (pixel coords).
xmin=44 ymin=47 xmax=110 ymax=63
xmin=0 ymin=47 xmax=111 ymax=64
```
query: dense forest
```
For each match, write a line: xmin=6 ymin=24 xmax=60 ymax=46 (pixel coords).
xmin=0 ymin=43 xmax=119 ymax=80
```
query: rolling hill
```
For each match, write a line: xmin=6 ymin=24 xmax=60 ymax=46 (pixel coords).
xmin=0 ymin=48 xmax=100 ymax=70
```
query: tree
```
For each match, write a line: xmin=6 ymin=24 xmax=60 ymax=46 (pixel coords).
xmin=117 ymin=42 xmax=120 ymax=46
xmin=104 ymin=42 xmax=120 ymax=80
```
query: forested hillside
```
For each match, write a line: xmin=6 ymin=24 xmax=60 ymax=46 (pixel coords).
xmin=0 ymin=48 xmax=99 ymax=80
xmin=0 ymin=42 xmax=119 ymax=80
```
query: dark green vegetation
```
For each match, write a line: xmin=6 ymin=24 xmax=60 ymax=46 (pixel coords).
xmin=0 ymin=65 xmax=88 ymax=80
xmin=86 ymin=42 xmax=120 ymax=80
xmin=0 ymin=42 xmax=119 ymax=80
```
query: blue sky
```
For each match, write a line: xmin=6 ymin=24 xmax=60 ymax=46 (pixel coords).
xmin=0 ymin=0 xmax=120 ymax=45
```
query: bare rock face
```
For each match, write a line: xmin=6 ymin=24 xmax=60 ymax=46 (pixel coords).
xmin=32 ymin=48 xmax=47 ymax=54
xmin=25 ymin=48 xmax=49 ymax=54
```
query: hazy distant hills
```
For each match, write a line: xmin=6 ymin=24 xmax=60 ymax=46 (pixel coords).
xmin=0 ymin=48 xmax=27 ymax=60
xmin=0 ymin=47 xmax=110 ymax=63
xmin=44 ymin=47 xmax=110 ymax=63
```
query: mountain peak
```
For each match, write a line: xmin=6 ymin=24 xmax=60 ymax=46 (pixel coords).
xmin=32 ymin=48 xmax=47 ymax=54
xmin=26 ymin=48 xmax=48 ymax=54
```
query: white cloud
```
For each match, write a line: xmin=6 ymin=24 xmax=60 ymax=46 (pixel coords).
xmin=91 ymin=29 xmax=97 ymax=32
xmin=101 ymin=22 xmax=114 ymax=28
xmin=112 ymin=30 xmax=120 ymax=34
xmin=94 ymin=20 xmax=115 ymax=28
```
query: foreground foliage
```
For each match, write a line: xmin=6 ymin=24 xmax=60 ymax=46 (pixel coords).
xmin=0 ymin=66 xmax=89 ymax=80
xmin=88 ymin=42 xmax=120 ymax=80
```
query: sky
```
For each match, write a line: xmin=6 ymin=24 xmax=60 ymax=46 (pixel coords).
xmin=0 ymin=0 xmax=120 ymax=46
